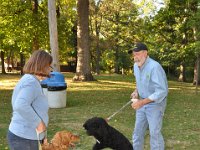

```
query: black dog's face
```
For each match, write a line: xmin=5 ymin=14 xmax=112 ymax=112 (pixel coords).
xmin=83 ymin=117 xmax=108 ymax=137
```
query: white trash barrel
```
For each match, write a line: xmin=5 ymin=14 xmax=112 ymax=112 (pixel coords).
xmin=47 ymin=90 xmax=66 ymax=108
xmin=47 ymin=72 xmax=67 ymax=108
xmin=41 ymin=78 xmax=50 ymax=98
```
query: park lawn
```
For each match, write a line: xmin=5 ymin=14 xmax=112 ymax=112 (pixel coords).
xmin=0 ymin=73 xmax=200 ymax=150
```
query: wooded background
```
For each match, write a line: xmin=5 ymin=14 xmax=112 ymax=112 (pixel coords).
xmin=0 ymin=0 xmax=200 ymax=84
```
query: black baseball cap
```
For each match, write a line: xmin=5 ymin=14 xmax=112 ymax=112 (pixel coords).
xmin=128 ymin=42 xmax=148 ymax=54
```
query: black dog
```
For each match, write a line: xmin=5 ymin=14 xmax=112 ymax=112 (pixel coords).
xmin=83 ymin=117 xmax=133 ymax=150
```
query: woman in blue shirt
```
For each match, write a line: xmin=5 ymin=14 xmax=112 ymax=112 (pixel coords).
xmin=129 ymin=43 xmax=168 ymax=150
xmin=7 ymin=50 xmax=53 ymax=150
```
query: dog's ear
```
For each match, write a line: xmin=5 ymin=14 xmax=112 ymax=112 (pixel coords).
xmin=84 ymin=117 xmax=101 ymax=129
xmin=97 ymin=118 xmax=109 ymax=135
xmin=98 ymin=118 xmax=108 ymax=126
xmin=83 ymin=122 xmax=87 ymax=129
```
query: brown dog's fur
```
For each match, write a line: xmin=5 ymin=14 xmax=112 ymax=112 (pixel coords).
xmin=42 ymin=131 xmax=80 ymax=150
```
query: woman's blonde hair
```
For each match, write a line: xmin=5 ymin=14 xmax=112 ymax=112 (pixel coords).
xmin=23 ymin=50 xmax=53 ymax=77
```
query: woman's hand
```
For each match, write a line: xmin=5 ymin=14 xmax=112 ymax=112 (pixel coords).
xmin=36 ymin=121 xmax=46 ymax=133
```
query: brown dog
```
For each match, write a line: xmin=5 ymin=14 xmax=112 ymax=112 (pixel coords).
xmin=42 ymin=131 xmax=80 ymax=150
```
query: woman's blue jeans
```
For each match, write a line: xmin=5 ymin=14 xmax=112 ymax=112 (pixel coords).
xmin=7 ymin=130 xmax=39 ymax=150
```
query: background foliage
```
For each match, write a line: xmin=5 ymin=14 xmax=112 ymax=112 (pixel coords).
xmin=0 ymin=0 xmax=200 ymax=82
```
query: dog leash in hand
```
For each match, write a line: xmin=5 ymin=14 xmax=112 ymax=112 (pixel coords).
xmin=106 ymin=100 xmax=133 ymax=121
xmin=36 ymin=130 xmax=47 ymax=150
xmin=36 ymin=130 xmax=43 ymax=150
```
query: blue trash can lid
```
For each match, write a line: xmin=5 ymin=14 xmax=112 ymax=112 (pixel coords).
xmin=50 ymin=72 xmax=65 ymax=83
xmin=48 ymin=82 xmax=67 ymax=87
xmin=47 ymin=72 xmax=67 ymax=91
xmin=41 ymin=78 xmax=50 ymax=88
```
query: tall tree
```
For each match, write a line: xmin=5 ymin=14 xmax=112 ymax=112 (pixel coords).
xmin=32 ymin=0 xmax=40 ymax=51
xmin=92 ymin=0 xmax=138 ymax=74
xmin=148 ymin=0 xmax=197 ymax=82
xmin=89 ymin=0 xmax=103 ymax=74
xmin=48 ymin=0 xmax=60 ymax=71
xmin=0 ymin=50 xmax=6 ymax=74
xmin=190 ymin=0 xmax=200 ymax=86
xmin=73 ymin=0 xmax=94 ymax=81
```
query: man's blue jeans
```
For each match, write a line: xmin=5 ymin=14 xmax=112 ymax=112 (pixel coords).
xmin=132 ymin=104 xmax=165 ymax=150
xmin=7 ymin=130 xmax=40 ymax=150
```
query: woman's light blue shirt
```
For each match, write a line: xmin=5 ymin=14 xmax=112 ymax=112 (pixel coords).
xmin=133 ymin=57 xmax=168 ymax=107
xmin=9 ymin=74 xmax=49 ymax=140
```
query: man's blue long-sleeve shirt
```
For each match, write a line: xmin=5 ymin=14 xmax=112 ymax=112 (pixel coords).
xmin=133 ymin=57 xmax=168 ymax=107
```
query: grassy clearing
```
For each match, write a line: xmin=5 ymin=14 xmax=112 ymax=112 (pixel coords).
xmin=0 ymin=73 xmax=200 ymax=149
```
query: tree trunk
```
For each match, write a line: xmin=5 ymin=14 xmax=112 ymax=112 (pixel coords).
xmin=32 ymin=37 xmax=39 ymax=51
xmin=48 ymin=0 xmax=60 ymax=72
xmin=114 ymin=13 xmax=120 ymax=74
xmin=193 ymin=56 xmax=200 ymax=85
xmin=178 ymin=15 xmax=187 ymax=82
xmin=7 ymin=50 xmax=12 ymax=72
xmin=95 ymin=29 xmax=100 ymax=75
xmin=73 ymin=0 xmax=94 ymax=81
xmin=192 ymin=25 xmax=200 ymax=89
xmin=114 ymin=45 xmax=119 ymax=73
xmin=11 ymin=50 xmax=14 ymax=70
xmin=20 ymin=52 xmax=24 ymax=75
xmin=0 ymin=51 xmax=6 ymax=74
xmin=178 ymin=63 xmax=186 ymax=82
xmin=72 ymin=23 xmax=77 ymax=69
xmin=195 ymin=55 xmax=200 ymax=94
xmin=32 ymin=0 xmax=39 ymax=51
xmin=94 ymin=2 xmax=102 ymax=75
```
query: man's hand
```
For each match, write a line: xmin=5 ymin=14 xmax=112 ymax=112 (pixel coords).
xmin=131 ymin=98 xmax=153 ymax=110
xmin=36 ymin=121 xmax=46 ymax=133
xmin=131 ymin=100 xmax=144 ymax=110
xmin=130 ymin=89 xmax=138 ymax=99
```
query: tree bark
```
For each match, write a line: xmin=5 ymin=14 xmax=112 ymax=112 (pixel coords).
xmin=193 ymin=56 xmax=200 ymax=85
xmin=178 ymin=63 xmax=186 ymax=82
xmin=48 ymin=0 xmax=60 ymax=72
xmin=0 ymin=51 xmax=6 ymax=74
xmin=32 ymin=0 xmax=39 ymax=51
xmin=192 ymin=26 xmax=200 ymax=89
xmin=114 ymin=44 xmax=119 ymax=73
xmin=114 ymin=13 xmax=120 ymax=74
xmin=73 ymin=0 xmax=94 ymax=81
xmin=20 ymin=52 xmax=24 ymax=75
xmin=95 ymin=27 xmax=100 ymax=75
xmin=196 ymin=55 xmax=200 ymax=94
xmin=94 ymin=1 xmax=102 ymax=75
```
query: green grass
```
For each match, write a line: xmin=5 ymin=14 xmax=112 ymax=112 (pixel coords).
xmin=0 ymin=73 xmax=200 ymax=149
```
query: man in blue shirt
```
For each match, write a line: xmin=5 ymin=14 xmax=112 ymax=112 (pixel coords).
xmin=128 ymin=43 xmax=168 ymax=150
